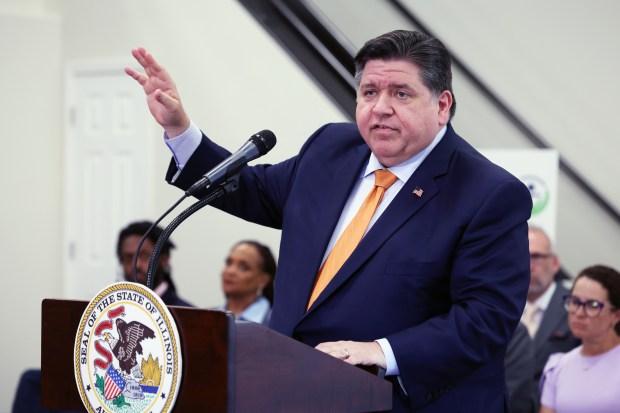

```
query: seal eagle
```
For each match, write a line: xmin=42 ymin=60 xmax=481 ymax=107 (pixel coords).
xmin=105 ymin=319 xmax=156 ymax=375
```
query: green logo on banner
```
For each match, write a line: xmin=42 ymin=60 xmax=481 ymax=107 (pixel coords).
xmin=521 ymin=175 xmax=549 ymax=216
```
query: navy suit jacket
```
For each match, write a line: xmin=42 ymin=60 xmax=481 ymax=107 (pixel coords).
xmin=167 ymin=123 xmax=532 ymax=412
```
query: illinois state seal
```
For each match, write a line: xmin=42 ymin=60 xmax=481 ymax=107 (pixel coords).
xmin=74 ymin=282 xmax=182 ymax=412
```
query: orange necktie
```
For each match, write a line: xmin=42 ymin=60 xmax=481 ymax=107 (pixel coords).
xmin=307 ymin=169 xmax=398 ymax=310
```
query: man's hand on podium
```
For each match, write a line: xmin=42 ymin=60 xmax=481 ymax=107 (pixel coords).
xmin=315 ymin=340 xmax=387 ymax=369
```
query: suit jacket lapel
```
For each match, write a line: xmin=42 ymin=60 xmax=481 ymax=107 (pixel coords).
xmin=304 ymin=127 xmax=457 ymax=316
xmin=535 ymin=285 xmax=568 ymax=350
xmin=293 ymin=144 xmax=370 ymax=314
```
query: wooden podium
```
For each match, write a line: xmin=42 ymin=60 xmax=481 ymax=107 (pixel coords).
xmin=41 ymin=299 xmax=392 ymax=412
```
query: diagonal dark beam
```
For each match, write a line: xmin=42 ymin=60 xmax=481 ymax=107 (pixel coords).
xmin=389 ymin=0 xmax=620 ymax=226
xmin=239 ymin=0 xmax=357 ymax=119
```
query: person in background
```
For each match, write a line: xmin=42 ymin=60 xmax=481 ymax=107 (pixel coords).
xmin=12 ymin=368 xmax=79 ymax=413
xmin=126 ymin=29 xmax=532 ymax=412
xmin=117 ymin=220 xmax=193 ymax=307
xmin=214 ymin=240 xmax=276 ymax=325
xmin=539 ymin=265 xmax=620 ymax=413
xmin=504 ymin=321 xmax=537 ymax=413
xmin=521 ymin=226 xmax=580 ymax=389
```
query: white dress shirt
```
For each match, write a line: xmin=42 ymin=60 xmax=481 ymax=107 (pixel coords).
xmin=523 ymin=282 xmax=557 ymax=337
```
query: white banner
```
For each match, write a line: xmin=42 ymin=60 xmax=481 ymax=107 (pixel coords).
xmin=482 ymin=149 xmax=559 ymax=242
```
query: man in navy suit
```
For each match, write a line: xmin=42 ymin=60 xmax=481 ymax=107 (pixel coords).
xmin=127 ymin=30 xmax=532 ymax=412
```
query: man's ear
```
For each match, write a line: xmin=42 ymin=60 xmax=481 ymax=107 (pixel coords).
xmin=437 ymin=90 xmax=453 ymax=124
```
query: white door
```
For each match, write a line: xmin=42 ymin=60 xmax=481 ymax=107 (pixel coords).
xmin=63 ymin=60 xmax=153 ymax=299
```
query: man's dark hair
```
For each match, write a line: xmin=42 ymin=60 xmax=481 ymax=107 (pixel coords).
xmin=354 ymin=29 xmax=456 ymax=119
xmin=116 ymin=221 xmax=175 ymax=259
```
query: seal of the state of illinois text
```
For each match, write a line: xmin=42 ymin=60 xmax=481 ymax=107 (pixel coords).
xmin=74 ymin=282 xmax=182 ymax=412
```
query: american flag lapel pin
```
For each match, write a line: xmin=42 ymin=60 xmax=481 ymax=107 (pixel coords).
xmin=412 ymin=187 xmax=424 ymax=198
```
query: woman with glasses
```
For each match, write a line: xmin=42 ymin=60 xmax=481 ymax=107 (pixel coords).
xmin=539 ymin=265 xmax=620 ymax=413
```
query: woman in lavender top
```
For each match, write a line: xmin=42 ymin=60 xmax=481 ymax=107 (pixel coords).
xmin=540 ymin=265 xmax=620 ymax=413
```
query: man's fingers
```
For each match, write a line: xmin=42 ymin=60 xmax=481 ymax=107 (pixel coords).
xmin=139 ymin=48 xmax=171 ymax=80
xmin=154 ymin=89 xmax=176 ymax=109
xmin=130 ymin=47 xmax=163 ymax=78
xmin=315 ymin=341 xmax=386 ymax=368
xmin=316 ymin=341 xmax=354 ymax=362
xmin=124 ymin=67 xmax=147 ymax=85
xmin=131 ymin=47 xmax=148 ymax=68
xmin=142 ymin=49 xmax=161 ymax=70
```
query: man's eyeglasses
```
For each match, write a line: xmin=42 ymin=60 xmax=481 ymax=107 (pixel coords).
xmin=530 ymin=253 xmax=553 ymax=264
xmin=562 ymin=294 xmax=606 ymax=317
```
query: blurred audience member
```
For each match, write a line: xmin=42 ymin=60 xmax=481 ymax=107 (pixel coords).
xmin=539 ymin=265 xmax=620 ymax=413
xmin=214 ymin=240 xmax=276 ymax=325
xmin=117 ymin=220 xmax=192 ymax=307
xmin=12 ymin=368 xmax=79 ymax=413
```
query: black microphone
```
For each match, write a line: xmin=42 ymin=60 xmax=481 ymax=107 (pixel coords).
xmin=186 ymin=129 xmax=277 ymax=195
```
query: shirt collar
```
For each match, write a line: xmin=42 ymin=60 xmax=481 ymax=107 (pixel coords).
xmin=362 ymin=125 xmax=447 ymax=182
xmin=531 ymin=281 xmax=558 ymax=311
xmin=154 ymin=280 xmax=169 ymax=298
xmin=237 ymin=296 xmax=270 ymax=323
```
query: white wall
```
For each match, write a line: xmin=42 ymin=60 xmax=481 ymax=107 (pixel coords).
xmin=0 ymin=9 xmax=62 ymax=411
